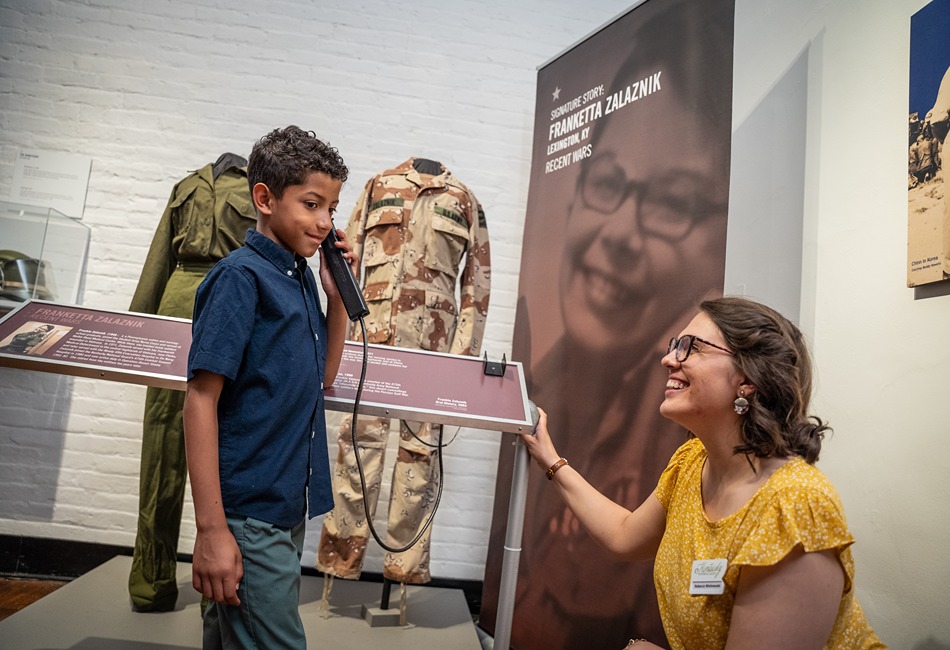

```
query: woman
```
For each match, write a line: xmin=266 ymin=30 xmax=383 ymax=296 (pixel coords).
xmin=519 ymin=297 xmax=885 ymax=649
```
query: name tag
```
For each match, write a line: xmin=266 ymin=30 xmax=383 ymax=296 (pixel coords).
xmin=690 ymin=558 xmax=727 ymax=595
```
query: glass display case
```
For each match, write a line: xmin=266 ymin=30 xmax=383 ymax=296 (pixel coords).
xmin=0 ymin=200 xmax=90 ymax=314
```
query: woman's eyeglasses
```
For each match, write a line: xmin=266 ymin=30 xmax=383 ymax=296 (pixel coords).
xmin=667 ymin=335 xmax=733 ymax=362
xmin=578 ymin=154 xmax=727 ymax=241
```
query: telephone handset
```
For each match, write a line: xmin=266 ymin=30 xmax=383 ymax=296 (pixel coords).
xmin=321 ymin=227 xmax=369 ymax=321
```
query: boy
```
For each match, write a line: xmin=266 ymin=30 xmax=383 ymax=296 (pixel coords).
xmin=183 ymin=125 xmax=353 ymax=648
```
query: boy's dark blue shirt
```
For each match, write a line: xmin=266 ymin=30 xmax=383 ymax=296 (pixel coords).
xmin=188 ymin=228 xmax=334 ymax=528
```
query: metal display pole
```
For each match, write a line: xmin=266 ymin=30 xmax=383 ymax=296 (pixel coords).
xmin=493 ymin=436 xmax=530 ymax=650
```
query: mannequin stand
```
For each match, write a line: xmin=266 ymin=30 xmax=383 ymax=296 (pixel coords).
xmin=361 ymin=578 xmax=401 ymax=627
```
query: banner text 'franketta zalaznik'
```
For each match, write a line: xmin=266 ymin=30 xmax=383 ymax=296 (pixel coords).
xmin=543 ymin=70 xmax=663 ymax=174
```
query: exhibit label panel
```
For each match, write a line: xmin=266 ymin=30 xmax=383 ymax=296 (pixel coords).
xmin=0 ymin=300 xmax=189 ymax=390
xmin=0 ymin=300 xmax=533 ymax=432
xmin=325 ymin=345 xmax=531 ymax=432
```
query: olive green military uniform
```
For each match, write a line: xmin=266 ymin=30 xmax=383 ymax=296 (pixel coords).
xmin=128 ymin=158 xmax=256 ymax=611
xmin=318 ymin=158 xmax=491 ymax=584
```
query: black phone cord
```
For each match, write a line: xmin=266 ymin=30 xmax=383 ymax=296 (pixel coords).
xmin=349 ymin=316 xmax=445 ymax=554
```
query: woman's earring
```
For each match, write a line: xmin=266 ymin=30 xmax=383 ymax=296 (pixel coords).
xmin=733 ymin=390 xmax=749 ymax=415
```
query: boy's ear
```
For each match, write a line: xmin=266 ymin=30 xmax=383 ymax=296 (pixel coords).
xmin=252 ymin=182 xmax=273 ymax=215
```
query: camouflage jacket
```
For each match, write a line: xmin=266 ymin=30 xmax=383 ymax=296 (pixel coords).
xmin=130 ymin=161 xmax=256 ymax=314
xmin=344 ymin=158 xmax=491 ymax=356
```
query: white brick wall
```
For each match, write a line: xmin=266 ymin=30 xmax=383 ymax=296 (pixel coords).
xmin=0 ymin=0 xmax=634 ymax=581
xmin=4 ymin=2 xmax=950 ymax=643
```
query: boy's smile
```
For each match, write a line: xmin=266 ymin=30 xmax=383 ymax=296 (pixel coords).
xmin=254 ymin=171 xmax=343 ymax=258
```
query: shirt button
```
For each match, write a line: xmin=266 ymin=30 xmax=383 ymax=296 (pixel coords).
xmin=287 ymin=270 xmax=293 ymax=276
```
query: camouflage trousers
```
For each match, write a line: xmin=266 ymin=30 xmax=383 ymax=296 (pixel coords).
xmin=317 ymin=415 xmax=441 ymax=584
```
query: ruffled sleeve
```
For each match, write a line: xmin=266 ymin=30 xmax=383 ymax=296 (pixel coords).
xmin=655 ymin=438 xmax=704 ymax=509
xmin=732 ymin=460 xmax=857 ymax=591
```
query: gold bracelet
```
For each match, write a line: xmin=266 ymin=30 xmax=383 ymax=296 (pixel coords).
xmin=546 ymin=457 xmax=569 ymax=480
xmin=627 ymin=640 xmax=648 ymax=648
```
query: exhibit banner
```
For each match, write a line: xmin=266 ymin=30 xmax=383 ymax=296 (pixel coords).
xmin=907 ymin=0 xmax=950 ymax=287
xmin=480 ymin=0 xmax=735 ymax=647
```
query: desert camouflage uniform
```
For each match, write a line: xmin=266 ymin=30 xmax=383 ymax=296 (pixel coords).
xmin=318 ymin=158 xmax=491 ymax=584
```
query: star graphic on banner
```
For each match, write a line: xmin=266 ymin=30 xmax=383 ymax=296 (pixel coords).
xmin=552 ymin=86 xmax=561 ymax=101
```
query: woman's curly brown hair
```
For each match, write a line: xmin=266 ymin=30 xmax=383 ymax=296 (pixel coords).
xmin=700 ymin=296 xmax=830 ymax=463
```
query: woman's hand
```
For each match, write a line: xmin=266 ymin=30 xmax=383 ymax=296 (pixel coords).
xmin=517 ymin=407 xmax=563 ymax=474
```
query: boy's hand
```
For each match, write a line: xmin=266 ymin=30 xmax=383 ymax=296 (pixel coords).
xmin=192 ymin=525 xmax=244 ymax=605
xmin=318 ymin=227 xmax=358 ymax=304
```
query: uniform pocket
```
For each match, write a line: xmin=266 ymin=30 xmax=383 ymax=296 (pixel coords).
xmin=217 ymin=191 xmax=257 ymax=252
xmin=362 ymin=206 xmax=404 ymax=266
xmin=423 ymin=212 xmax=469 ymax=277
xmin=171 ymin=184 xmax=216 ymax=257
xmin=169 ymin=185 xmax=200 ymax=235
xmin=362 ymin=281 xmax=394 ymax=344
xmin=390 ymin=288 xmax=458 ymax=352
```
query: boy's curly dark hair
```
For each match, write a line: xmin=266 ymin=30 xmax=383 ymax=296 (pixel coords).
xmin=247 ymin=125 xmax=348 ymax=198
xmin=700 ymin=296 xmax=830 ymax=464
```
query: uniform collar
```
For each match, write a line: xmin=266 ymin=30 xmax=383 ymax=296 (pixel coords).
xmin=191 ymin=160 xmax=248 ymax=187
xmin=395 ymin=157 xmax=450 ymax=190
xmin=193 ymin=163 xmax=217 ymax=185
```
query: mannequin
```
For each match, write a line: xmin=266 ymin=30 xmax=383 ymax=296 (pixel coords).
xmin=127 ymin=153 xmax=255 ymax=612
xmin=317 ymin=157 xmax=491 ymax=591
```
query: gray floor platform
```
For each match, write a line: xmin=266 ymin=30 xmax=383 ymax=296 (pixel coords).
xmin=0 ymin=555 xmax=483 ymax=649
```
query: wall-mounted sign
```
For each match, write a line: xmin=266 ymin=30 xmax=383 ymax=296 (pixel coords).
xmin=9 ymin=149 xmax=92 ymax=219
xmin=907 ymin=0 xmax=950 ymax=287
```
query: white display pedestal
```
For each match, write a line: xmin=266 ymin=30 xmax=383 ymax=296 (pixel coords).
xmin=0 ymin=299 xmax=533 ymax=649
